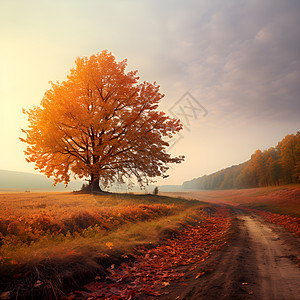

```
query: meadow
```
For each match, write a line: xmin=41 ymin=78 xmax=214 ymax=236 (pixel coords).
xmin=1 ymin=186 xmax=299 ymax=298
xmin=0 ymin=191 xmax=209 ymax=298
xmin=164 ymin=185 xmax=300 ymax=236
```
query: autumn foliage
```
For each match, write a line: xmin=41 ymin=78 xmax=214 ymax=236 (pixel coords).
xmin=183 ymin=131 xmax=300 ymax=190
xmin=0 ymin=192 xmax=213 ymax=299
xmin=65 ymin=207 xmax=231 ymax=299
xmin=21 ymin=51 xmax=184 ymax=191
xmin=0 ymin=204 xmax=178 ymax=248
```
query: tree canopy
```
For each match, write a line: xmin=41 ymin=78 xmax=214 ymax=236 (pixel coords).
xmin=21 ymin=51 xmax=184 ymax=191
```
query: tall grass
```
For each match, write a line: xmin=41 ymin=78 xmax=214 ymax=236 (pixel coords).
xmin=0 ymin=192 xmax=205 ymax=298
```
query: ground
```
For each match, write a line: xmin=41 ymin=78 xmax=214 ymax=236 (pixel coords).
xmin=1 ymin=187 xmax=299 ymax=299
xmin=68 ymin=205 xmax=299 ymax=300
xmin=156 ymin=207 xmax=300 ymax=300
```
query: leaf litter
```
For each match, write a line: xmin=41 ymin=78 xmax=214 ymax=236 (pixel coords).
xmin=64 ymin=207 xmax=231 ymax=299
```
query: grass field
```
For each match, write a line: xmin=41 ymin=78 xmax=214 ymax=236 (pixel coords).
xmin=1 ymin=186 xmax=299 ymax=298
xmin=164 ymin=185 xmax=300 ymax=237
xmin=0 ymin=192 xmax=206 ymax=262
xmin=164 ymin=184 xmax=300 ymax=217
xmin=0 ymin=191 xmax=210 ymax=298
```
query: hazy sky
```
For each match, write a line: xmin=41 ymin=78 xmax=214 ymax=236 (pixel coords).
xmin=1 ymin=0 xmax=299 ymax=186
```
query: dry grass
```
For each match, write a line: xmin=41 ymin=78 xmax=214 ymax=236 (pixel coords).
xmin=0 ymin=191 xmax=207 ymax=298
xmin=163 ymin=184 xmax=300 ymax=217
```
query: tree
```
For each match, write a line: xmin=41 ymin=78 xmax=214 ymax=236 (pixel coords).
xmin=277 ymin=133 xmax=300 ymax=184
xmin=153 ymin=186 xmax=159 ymax=195
xmin=20 ymin=51 xmax=184 ymax=192
xmin=249 ymin=149 xmax=266 ymax=187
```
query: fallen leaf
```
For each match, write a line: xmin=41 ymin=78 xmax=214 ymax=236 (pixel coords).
xmin=33 ymin=280 xmax=43 ymax=288
xmin=195 ymin=272 xmax=205 ymax=279
xmin=106 ymin=242 xmax=113 ymax=249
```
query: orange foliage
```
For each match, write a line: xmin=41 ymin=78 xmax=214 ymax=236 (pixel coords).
xmin=0 ymin=204 xmax=178 ymax=247
xmin=20 ymin=50 xmax=184 ymax=190
xmin=65 ymin=207 xmax=231 ymax=299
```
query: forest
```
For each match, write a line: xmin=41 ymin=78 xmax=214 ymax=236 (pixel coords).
xmin=183 ymin=132 xmax=300 ymax=190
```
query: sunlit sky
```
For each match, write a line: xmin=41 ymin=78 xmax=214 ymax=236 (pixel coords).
xmin=1 ymin=0 xmax=299 ymax=186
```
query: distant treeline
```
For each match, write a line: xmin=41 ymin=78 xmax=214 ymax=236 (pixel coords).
xmin=183 ymin=132 xmax=300 ymax=190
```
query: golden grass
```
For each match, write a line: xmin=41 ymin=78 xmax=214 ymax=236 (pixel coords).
xmin=0 ymin=192 xmax=205 ymax=266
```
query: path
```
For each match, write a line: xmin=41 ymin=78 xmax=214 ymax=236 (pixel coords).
xmin=158 ymin=209 xmax=300 ymax=300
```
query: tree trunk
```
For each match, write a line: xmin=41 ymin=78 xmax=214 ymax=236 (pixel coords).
xmin=90 ymin=174 xmax=104 ymax=193
xmin=91 ymin=178 xmax=103 ymax=192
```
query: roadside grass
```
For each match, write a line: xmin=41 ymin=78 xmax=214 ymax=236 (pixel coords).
xmin=244 ymin=186 xmax=300 ymax=217
xmin=0 ymin=192 xmax=208 ymax=298
xmin=65 ymin=206 xmax=231 ymax=300
xmin=163 ymin=185 xmax=300 ymax=238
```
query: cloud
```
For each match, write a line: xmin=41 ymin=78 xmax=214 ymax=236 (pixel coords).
xmin=1 ymin=0 xmax=299 ymax=178
xmin=151 ymin=0 xmax=300 ymax=123
xmin=2 ymin=0 xmax=299 ymax=124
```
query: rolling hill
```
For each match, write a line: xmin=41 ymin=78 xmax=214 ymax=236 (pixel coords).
xmin=0 ymin=169 xmax=82 ymax=191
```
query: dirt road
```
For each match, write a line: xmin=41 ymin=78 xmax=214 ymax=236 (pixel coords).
xmin=158 ymin=209 xmax=300 ymax=300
